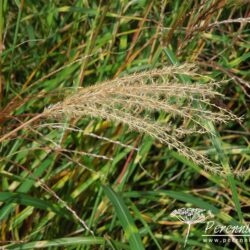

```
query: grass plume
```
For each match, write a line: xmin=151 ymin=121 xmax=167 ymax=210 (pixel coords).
xmin=44 ymin=64 xmax=237 ymax=174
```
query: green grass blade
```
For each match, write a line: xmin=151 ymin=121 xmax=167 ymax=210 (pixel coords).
xmin=10 ymin=0 xmax=23 ymax=69
xmin=3 ymin=237 xmax=104 ymax=249
xmin=129 ymin=199 xmax=162 ymax=250
xmin=0 ymin=192 xmax=69 ymax=217
xmin=206 ymin=122 xmax=243 ymax=222
xmin=103 ymin=185 xmax=145 ymax=250
xmin=124 ymin=190 xmax=239 ymax=225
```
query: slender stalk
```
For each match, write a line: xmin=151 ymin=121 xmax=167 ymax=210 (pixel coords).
xmin=0 ymin=114 xmax=43 ymax=143
xmin=184 ymin=223 xmax=191 ymax=247
xmin=10 ymin=0 xmax=25 ymax=68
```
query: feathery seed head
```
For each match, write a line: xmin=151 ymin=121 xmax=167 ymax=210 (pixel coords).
xmin=45 ymin=64 xmax=238 ymax=174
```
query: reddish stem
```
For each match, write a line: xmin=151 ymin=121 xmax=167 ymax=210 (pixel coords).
xmin=116 ymin=136 xmax=140 ymax=185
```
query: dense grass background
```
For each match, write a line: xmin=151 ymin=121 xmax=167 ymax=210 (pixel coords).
xmin=0 ymin=0 xmax=250 ymax=249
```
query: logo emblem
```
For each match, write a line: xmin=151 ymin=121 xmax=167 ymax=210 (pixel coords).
xmin=170 ymin=208 xmax=213 ymax=247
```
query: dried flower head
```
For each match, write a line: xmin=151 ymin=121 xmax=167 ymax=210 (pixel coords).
xmin=170 ymin=208 xmax=207 ymax=224
xmin=44 ymin=64 xmax=238 ymax=174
